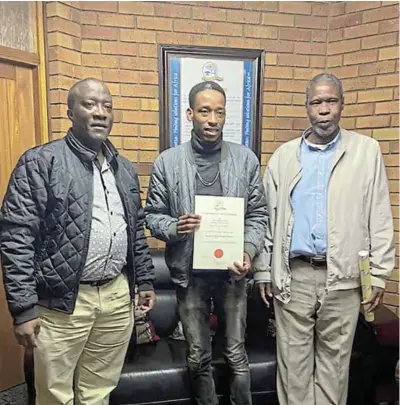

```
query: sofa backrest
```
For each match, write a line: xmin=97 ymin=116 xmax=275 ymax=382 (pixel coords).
xmin=151 ymin=250 xmax=175 ymax=290
xmin=146 ymin=250 xmax=272 ymax=340
xmin=147 ymin=250 xmax=179 ymax=338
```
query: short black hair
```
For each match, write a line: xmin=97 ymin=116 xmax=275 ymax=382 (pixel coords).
xmin=67 ymin=78 xmax=108 ymax=109
xmin=306 ymin=73 xmax=344 ymax=104
xmin=188 ymin=81 xmax=226 ymax=108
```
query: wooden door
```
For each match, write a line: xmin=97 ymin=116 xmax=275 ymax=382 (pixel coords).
xmin=0 ymin=61 xmax=40 ymax=391
xmin=0 ymin=2 xmax=48 ymax=391
xmin=0 ymin=64 xmax=39 ymax=197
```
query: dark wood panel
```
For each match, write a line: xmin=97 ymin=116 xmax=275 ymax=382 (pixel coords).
xmin=0 ymin=44 xmax=39 ymax=67
xmin=12 ymin=66 xmax=37 ymax=164
xmin=0 ymin=62 xmax=16 ymax=80
xmin=0 ymin=77 xmax=25 ymax=391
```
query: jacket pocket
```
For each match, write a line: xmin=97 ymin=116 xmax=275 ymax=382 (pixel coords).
xmin=47 ymin=240 xmax=58 ymax=256
xmin=130 ymin=187 xmax=141 ymax=209
xmin=45 ymin=199 xmax=66 ymax=233
xmin=39 ymin=234 xmax=50 ymax=256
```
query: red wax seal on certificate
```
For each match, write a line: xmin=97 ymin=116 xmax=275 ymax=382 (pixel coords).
xmin=214 ymin=249 xmax=224 ymax=259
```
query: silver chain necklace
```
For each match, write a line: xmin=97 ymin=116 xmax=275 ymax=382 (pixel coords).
xmin=196 ymin=170 xmax=220 ymax=187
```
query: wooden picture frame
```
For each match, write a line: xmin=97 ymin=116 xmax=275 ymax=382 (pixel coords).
xmin=158 ymin=44 xmax=264 ymax=159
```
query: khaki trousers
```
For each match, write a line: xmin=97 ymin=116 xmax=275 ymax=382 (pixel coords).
xmin=274 ymin=259 xmax=360 ymax=405
xmin=34 ymin=273 xmax=134 ymax=405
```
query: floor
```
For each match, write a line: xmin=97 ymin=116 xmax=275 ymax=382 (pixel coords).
xmin=0 ymin=384 xmax=27 ymax=405
xmin=0 ymin=383 xmax=397 ymax=405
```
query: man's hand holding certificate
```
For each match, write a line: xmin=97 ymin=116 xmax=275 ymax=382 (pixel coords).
xmin=228 ymin=252 xmax=251 ymax=277
xmin=177 ymin=214 xmax=201 ymax=234
xmin=191 ymin=196 xmax=247 ymax=273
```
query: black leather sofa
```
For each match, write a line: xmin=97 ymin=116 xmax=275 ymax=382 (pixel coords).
xmin=110 ymin=250 xmax=277 ymax=405
xmin=24 ymin=250 xmax=399 ymax=405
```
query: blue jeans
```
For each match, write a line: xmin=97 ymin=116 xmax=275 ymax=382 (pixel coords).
xmin=176 ymin=273 xmax=251 ymax=405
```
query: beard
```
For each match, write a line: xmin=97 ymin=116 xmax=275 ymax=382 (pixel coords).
xmin=312 ymin=122 xmax=339 ymax=139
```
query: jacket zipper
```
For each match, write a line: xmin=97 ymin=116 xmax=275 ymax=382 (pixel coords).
xmin=325 ymin=147 xmax=346 ymax=282
xmin=282 ymin=171 xmax=302 ymax=297
xmin=77 ymin=162 xmax=94 ymax=284
xmin=98 ymin=166 xmax=113 ymax=279
xmin=115 ymin=173 xmax=135 ymax=293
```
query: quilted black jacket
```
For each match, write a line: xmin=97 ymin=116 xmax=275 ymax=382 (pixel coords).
xmin=145 ymin=140 xmax=268 ymax=287
xmin=0 ymin=130 xmax=154 ymax=325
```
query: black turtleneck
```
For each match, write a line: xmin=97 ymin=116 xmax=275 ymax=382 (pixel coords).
xmin=191 ymin=130 xmax=222 ymax=197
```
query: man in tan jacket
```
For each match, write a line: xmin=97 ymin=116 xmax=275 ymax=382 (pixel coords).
xmin=254 ymin=73 xmax=394 ymax=405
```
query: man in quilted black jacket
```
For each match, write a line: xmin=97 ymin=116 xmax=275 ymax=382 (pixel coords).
xmin=0 ymin=78 xmax=155 ymax=405
xmin=145 ymin=81 xmax=268 ymax=405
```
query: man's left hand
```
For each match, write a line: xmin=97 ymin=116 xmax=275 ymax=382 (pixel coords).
xmin=138 ymin=290 xmax=156 ymax=313
xmin=228 ymin=253 xmax=251 ymax=276
xmin=362 ymin=286 xmax=385 ymax=313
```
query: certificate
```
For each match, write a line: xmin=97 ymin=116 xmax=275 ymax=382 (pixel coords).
xmin=193 ymin=196 xmax=244 ymax=270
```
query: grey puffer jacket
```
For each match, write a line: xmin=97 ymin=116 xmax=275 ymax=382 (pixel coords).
xmin=1 ymin=131 xmax=154 ymax=324
xmin=145 ymin=140 xmax=268 ymax=287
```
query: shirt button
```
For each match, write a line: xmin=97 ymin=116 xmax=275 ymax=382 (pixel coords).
xmin=110 ymin=212 xmax=113 ymax=215
xmin=113 ymin=232 xmax=116 ymax=237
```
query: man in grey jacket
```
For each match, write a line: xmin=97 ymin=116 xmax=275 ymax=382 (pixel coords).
xmin=145 ymin=81 xmax=267 ymax=405
xmin=256 ymin=73 xmax=394 ymax=405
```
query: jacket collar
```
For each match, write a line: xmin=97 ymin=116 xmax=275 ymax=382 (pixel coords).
xmin=297 ymin=126 xmax=348 ymax=161
xmin=185 ymin=138 xmax=229 ymax=165
xmin=65 ymin=129 xmax=119 ymax=165
xmin=288 ymin=126 xmax=348 ymax=191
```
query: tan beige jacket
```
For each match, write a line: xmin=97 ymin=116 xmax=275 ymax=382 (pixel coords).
xmin=253 ymin=128 xmax=395 ymax=304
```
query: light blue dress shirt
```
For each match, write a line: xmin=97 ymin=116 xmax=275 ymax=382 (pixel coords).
xmin=290 ymin=132 xmax=340 ymax=257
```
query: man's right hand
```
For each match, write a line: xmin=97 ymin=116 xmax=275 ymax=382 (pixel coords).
xmin=14 ymin=318 xmax=41 ymax=348
xmin=177 ymin=214 xmax=201 ymax=235
xmin=258 ymin=282 xmax=273 ymax=307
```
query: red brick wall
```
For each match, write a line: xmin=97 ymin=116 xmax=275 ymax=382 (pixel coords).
xmin=326 ymin=1 xmax=399 ymax=314
xmin=45 ymin=1 xmax=399 ymax=313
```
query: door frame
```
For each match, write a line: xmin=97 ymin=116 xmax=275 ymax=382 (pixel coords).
xmin=0 ymin=1 xmax=49 ymax=392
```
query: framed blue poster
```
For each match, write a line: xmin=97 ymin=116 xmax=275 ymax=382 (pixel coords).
xmin=158 ymin=45 xmax=264 ymax=159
